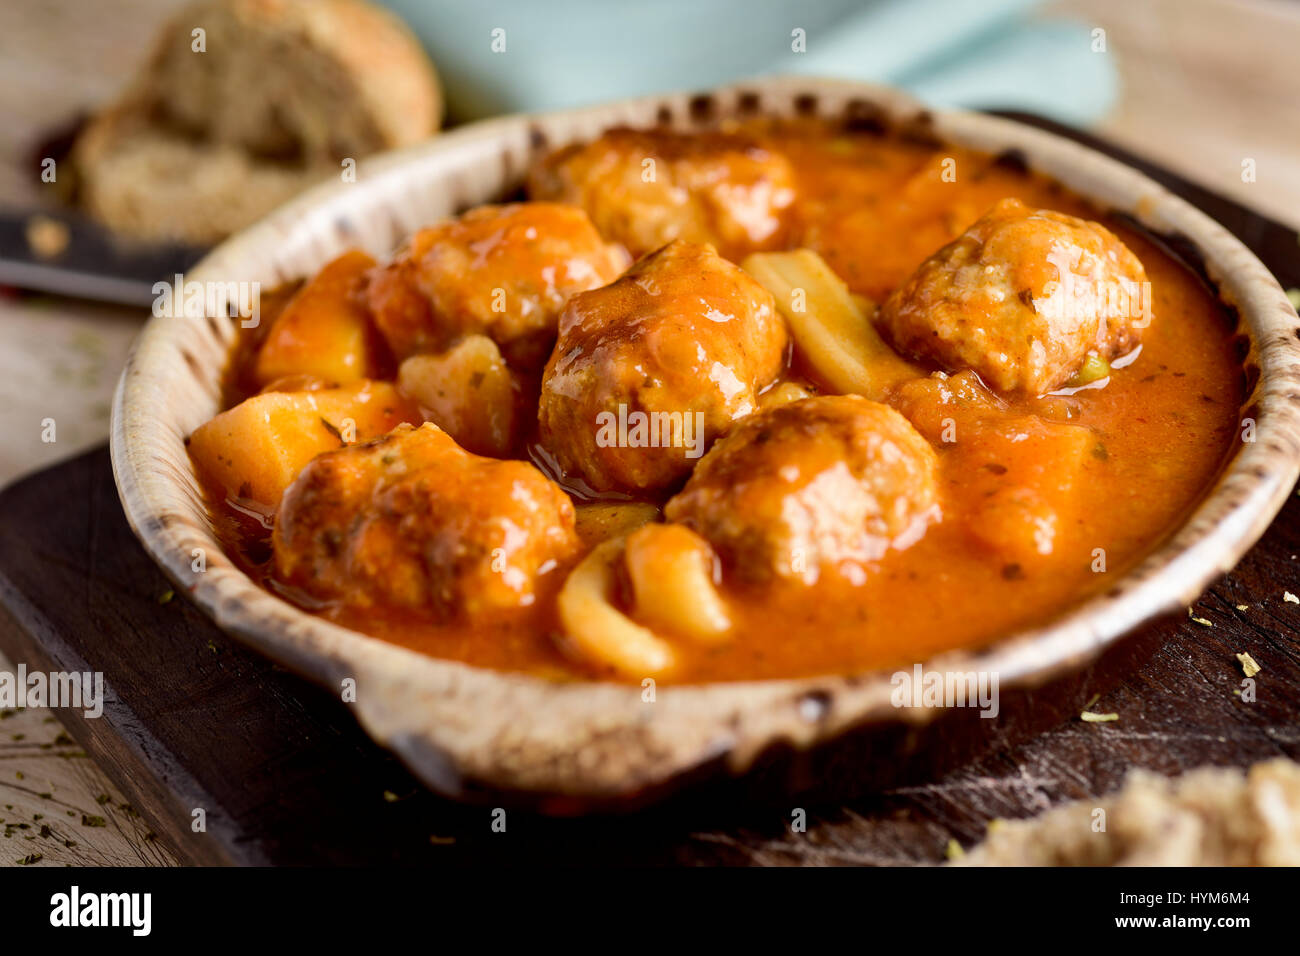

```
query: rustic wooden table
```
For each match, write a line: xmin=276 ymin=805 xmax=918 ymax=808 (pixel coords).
xmin=0 ymin=0 xmax=1297 ymax=866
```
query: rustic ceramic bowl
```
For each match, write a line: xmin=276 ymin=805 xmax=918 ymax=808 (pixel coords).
xmin=111 ymin=77 xmax=1300 ymax=809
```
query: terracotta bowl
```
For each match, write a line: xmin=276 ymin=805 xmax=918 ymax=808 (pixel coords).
xmin=110 ymin=77 xmax=1300 ymax=809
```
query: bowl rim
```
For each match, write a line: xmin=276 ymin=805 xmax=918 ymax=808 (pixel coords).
xmin=110 ymin=75 xmax=1300 ymax=800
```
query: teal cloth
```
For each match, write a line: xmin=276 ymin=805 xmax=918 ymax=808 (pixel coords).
xmin=380 ymin=0 xmax=1115 ymax=126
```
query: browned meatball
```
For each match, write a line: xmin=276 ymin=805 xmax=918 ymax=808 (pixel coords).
xmin=273 ymin=422 xmax=580 ymax=622
xmin=878 ymin=198 xmax=1150 ymax=394
xmin=539 ymin=240 xmax=788 ymax=494
xmin=664 ymin=395 xmax=940 ymax=587
xmin=365 ymin=202 xmax=629 ymax=368
xmin=528 ymin=128 xmax=795 ymax=259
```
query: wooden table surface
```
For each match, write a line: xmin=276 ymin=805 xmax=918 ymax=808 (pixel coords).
xmin=1 ymin=0 xmax=1298 ymax=866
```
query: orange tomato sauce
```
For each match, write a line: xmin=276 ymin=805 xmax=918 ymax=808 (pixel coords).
xmin=205 ymin=120 xmax=1243 ymax=684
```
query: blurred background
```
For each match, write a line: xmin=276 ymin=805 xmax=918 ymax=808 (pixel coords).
xmin=0 ymin=0 xmax=1297 ymax=865
xmin=2 ymin=0 xmax=1299 ymax=482
xmin=1 ymin=0 xmax=1299 ymax=484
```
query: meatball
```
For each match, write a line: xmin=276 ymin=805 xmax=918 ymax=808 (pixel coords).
xmin=878 ymin=198 xmax=1150 ymax=394
xmin=365 ymin=202 xmax=629 ymax=368
xmin=528 ymin=128 xmax=796 ymax=259
xmin=539 ymin=240 xmax=789 ymax=493
xmin=273 ymin=422 xmax=580 ymax=622
xmin=664 ymin=395 xmax=940 ymax=587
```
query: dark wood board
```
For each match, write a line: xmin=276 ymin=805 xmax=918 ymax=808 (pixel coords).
xmin=0 ymin=120 xmax=1298 ymax=866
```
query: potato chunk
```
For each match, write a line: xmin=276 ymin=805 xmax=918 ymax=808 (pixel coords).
xmin=188 ymin=380 xmax=419 ymax=510
xmin=254 ymin=250 xmax=382 ymax=386
xmin=397 ymin=335 xmax=517 ymax=457
xmin=893 ymin=372 xmax=1099 ymax=564
xmin=958 ymin=414 xmax=1098 ymax=563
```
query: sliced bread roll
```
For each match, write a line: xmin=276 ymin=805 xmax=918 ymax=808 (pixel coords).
xmin=73 ymin=0 xmax=441 ymax=245
xmin=73 ymin=107 xmax=321 ymax=246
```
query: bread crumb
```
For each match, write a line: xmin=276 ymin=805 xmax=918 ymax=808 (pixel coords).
xmin=1081 ymin=710 xmax=1119 ymax=723
xmin=1237 ymin=652 xmax=1262 ymax=677
xmin=1284 ymin=591 xmax=1299 ymax=604
xmin=1236 ymin=604 xmax=1250 ymax=611
xmin=1190 ymin=616 xmax=1213 ymax=627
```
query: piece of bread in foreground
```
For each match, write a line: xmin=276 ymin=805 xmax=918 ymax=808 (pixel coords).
xmin=954 ymin=758 xmax=1300 ymax=866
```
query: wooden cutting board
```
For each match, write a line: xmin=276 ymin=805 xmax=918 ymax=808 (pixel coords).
xmin=0 ymin=120 xmax=1298 ymax=866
